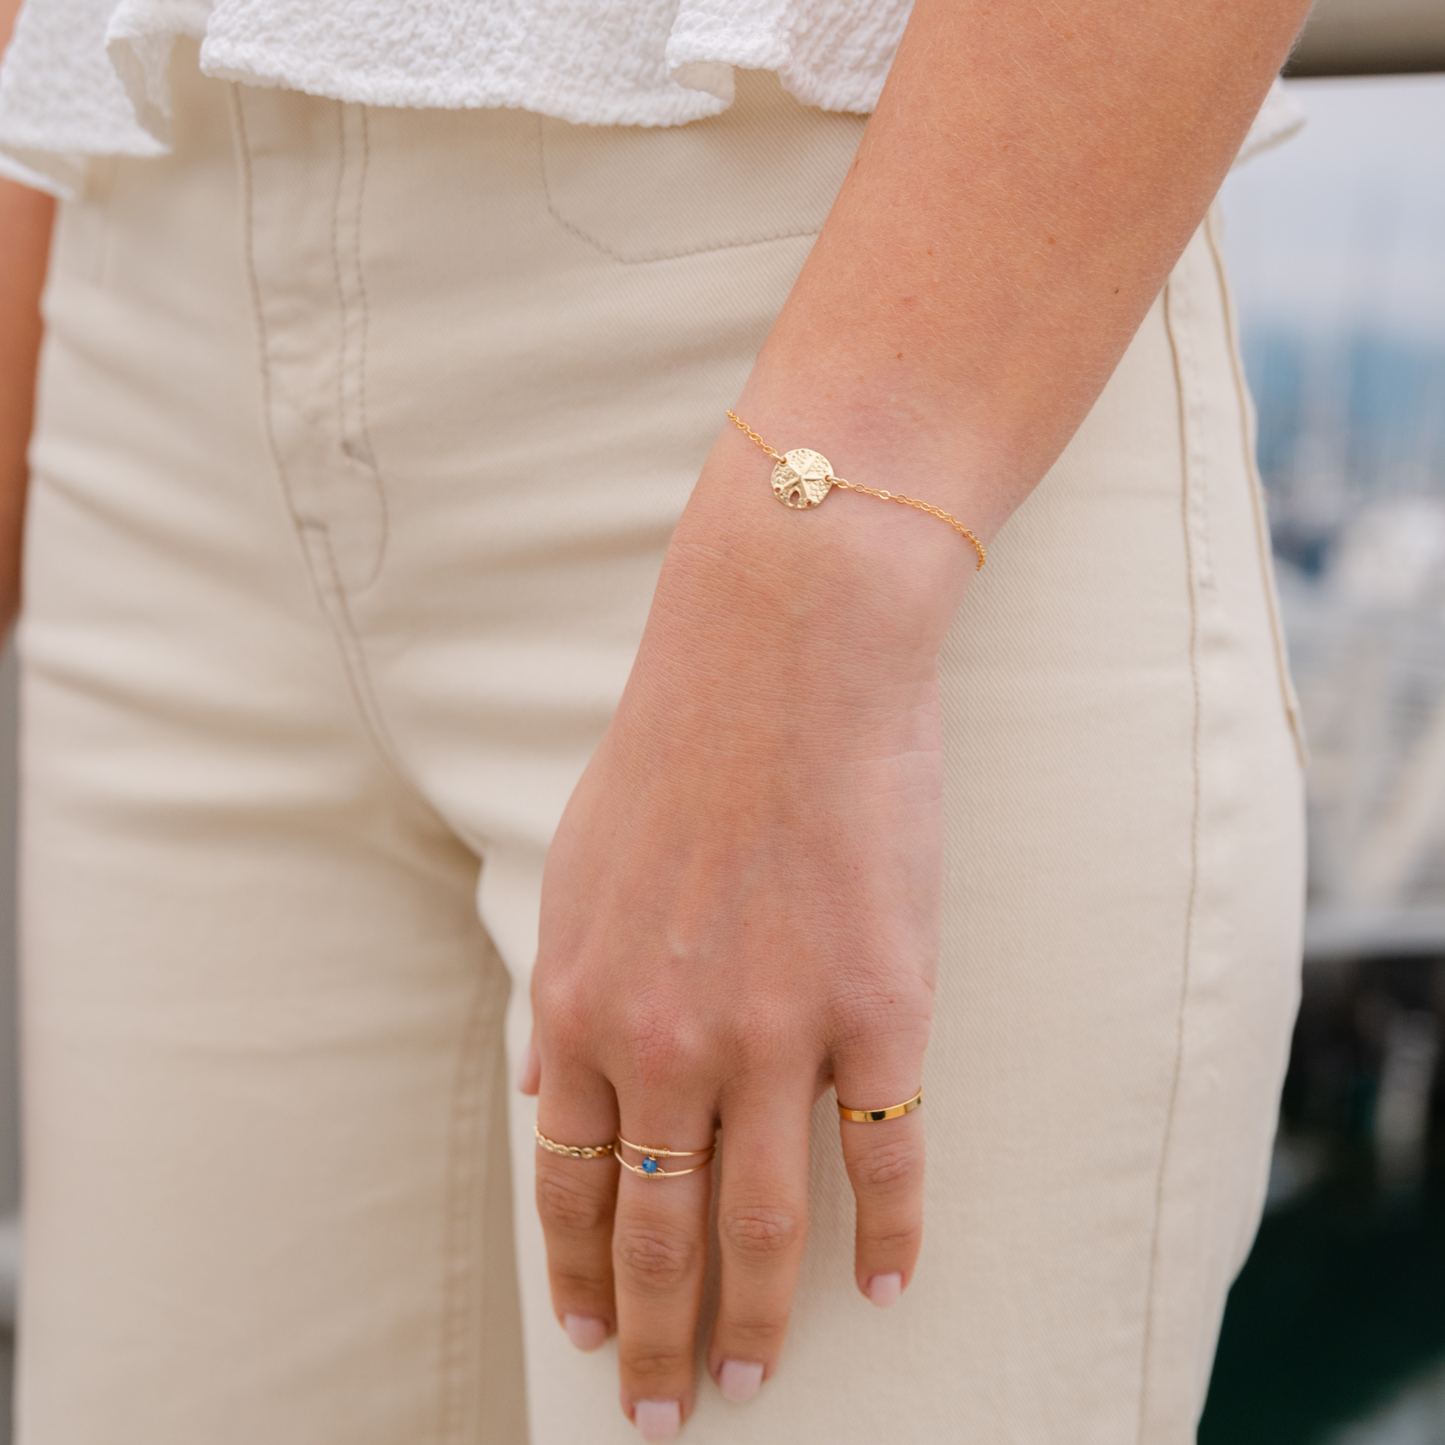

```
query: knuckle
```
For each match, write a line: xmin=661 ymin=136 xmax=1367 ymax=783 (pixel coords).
xmin=722 ymin=1004 xmax=802 ymax=1068
xmin=720 ymin=1204 xmax=802 ymax=1263
xmin=863 ymin=1221 xmax=923 ymax=1257
xmin=614 ymin=1219 xmax=700 ymax=1294
xmin=851 ymin=1134 xmax=922 ymax=1194
xmin=719 ymin=1307 xmax=787 ymax=1350
xmin=536 ymin=1168 xmax=612 ymax=1236
xmin=622 ymin=1341 xmax=692 ymax=1385
xmin=617 ymin=1013 xmax=701 ymax=1087
xmin=551 ymin=1263 xmax=612 ymax=1299
xmin=831 ymin=981 xmax=933 ymax=1053
xmin=532 ymin=959 xmax=578 ymax=1016
xmin=533 ymin=972 xmax=590 ymax=1051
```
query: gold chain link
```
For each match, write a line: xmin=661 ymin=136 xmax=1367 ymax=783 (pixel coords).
xmin=724 ymin=410 xmax=788 ymax=463
xmin=725 ymin=410 xmax=986 ymax=570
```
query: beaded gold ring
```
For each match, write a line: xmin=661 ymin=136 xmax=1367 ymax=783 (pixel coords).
xmin=533 ymin=1122 xmax=616 ymax=1160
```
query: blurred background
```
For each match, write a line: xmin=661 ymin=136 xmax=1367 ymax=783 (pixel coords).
xmin=1200 ymin=3 xmax=1445 ymax=1440
xmin=0 ymin=0 xmax=1440 ymax=1439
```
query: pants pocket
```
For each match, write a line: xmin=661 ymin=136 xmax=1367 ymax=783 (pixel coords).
xmin=538 ymin=69 xmax=867 ymax=264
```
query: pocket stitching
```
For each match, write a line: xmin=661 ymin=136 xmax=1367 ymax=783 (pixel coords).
xmin=536 ymin=113 xmax=829 ymax=266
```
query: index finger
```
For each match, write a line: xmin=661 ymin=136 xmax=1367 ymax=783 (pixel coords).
xmin=534 ymin=1060 xmax=622 ymax=1351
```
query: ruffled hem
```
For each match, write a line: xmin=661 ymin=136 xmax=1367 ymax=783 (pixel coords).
xmin=196 ymin=39 xmax=729 ymax=127
xmin=0 ymin=0 xmax=1300 ymax=198
xmin=0 ymin=0 xmax=909 ymax=192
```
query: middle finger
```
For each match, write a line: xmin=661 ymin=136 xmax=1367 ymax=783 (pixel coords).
xmin=707 ymin=1079 xmax=811 ymax=1404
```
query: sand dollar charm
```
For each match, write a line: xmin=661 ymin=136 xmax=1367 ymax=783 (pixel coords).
xmin=770 ymin=448 xmax=834 ymax=509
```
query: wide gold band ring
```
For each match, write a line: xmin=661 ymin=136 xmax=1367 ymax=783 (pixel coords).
xmin=534 ymin=1122 xmax=616 ymax=1160
xmin=615 ymin=1133 xmax=717 ymax=1179
xmin=836 ymin=1086 xmax=923 ymax=1123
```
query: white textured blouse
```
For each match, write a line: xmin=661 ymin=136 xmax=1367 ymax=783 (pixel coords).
xmin=0 ymin=0 xmax=1302 ymax=195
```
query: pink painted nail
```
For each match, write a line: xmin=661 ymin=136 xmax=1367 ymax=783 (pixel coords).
xmin=563 ymin=1314 xmax=608 ymax=1352
xmin=868 ymin=1272 xmax=903 ymax=1308
xmin=634 ymin=1399 xmax=681 ymax=1442
xmin=718 ymin=1359 xmax=764 ymax=1403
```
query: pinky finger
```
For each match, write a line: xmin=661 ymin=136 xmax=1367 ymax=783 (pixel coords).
xmin=836 ymin=1089 xmax=925 ymax=1307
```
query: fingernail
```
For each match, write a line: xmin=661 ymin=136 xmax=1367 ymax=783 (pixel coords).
xmin=634 ymin=1399 xmax=681 ymax=1442
xmin=868 ymin=1272 xmax=903 ymax=1308
xmin=718 ymin=1359 xmax=764 ymax=1403
xmin=563 ymin=1314 xmax=608 ymax=1352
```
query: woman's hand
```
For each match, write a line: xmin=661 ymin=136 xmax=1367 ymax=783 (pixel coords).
xmin=526 ymin=427 xmax=971 ymax=1434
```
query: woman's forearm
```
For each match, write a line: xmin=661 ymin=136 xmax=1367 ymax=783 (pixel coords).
xmin=687 ymin=0 xmax=1311 ymax=638
xmin=0 ymin=0 xmax=53 ymax=631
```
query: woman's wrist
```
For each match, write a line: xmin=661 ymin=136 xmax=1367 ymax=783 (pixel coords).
xmin=662 ymin=415 xmax=990 ymax=674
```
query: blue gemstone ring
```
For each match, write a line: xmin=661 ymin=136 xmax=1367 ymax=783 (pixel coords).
xmin=615 ymin=1133 xmax=717 ymax=1179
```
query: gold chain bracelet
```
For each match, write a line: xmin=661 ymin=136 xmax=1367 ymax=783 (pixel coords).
xmin=725 ymin=411 xmax=986 ymax=570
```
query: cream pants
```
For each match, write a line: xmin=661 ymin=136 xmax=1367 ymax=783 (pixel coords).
xmin=18 ymin=49 xmax=1305 ymax=1445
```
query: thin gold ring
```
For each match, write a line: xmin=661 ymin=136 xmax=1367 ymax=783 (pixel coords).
xmin=534 ymin=1122 xmax=616 ymax=1160
xmin=836 ymin=1086 xmax=923 ymax=1123
xmin=616 ymin=1133 xmax=717 ymax=1179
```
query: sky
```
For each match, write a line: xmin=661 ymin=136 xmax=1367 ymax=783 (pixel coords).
xmin=1221 ymin=74 xmax=1445 ymax=339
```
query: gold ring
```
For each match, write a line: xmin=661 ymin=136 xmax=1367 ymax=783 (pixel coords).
xmin=534 ymin=1122 xmax=616 ymax=1160
xmin=616 ymin=1133 xmax=717 ymax=1178
xmin=836 ymin=1086 xmax=923 ymax=1123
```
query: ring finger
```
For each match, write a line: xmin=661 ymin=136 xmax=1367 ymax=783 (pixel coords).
xmin=611 ymin=1098 xmax=717 ymax=1441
